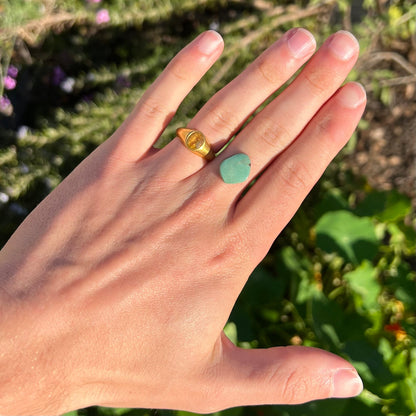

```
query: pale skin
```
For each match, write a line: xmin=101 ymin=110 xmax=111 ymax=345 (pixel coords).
xmin=0 ymin=28 xmax=366 ymax=415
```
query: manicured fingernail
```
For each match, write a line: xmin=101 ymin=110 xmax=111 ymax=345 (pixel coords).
xmin=332 ymin=369 xmax=363 ymax=398
xmin=328 ymin=30 xmax=359 ymax=60
xmin=337 ymin=82 xmax=367 ymax=108
xmin=197 ymin=30 xmax=223 ymax=55
xmin=287 ymin=28 xmax=316 ymax=59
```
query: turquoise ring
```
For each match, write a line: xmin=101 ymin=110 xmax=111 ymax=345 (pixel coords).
xmin=220 ymin=153 xmax=251 ymax=184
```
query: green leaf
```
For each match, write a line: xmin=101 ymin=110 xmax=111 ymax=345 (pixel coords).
xmin=316 ymin=211 xmax=378 ymax=265
xmin=224 ymin=322 xmax=238 ymax=345
xmin=316 ymin=188 xmax=349 ymax=217
xmin=386 ymin=263 xmax=416 ymax=310
xmin=409 ymin=348 xmax=416 ymax=409
xmin=378 ymin=337 xmax=394 ymax=363
xmin=246 ymin=266 xmax=286 ymax=304
xmin=389 ymin=350 xmax=410 ymax=377
xmin=344 ymin=261 xmax=380 ymax=311
xmin=311 ymin=293 xmax=346 ymax=349
xmin=355 ymin=190 xmax=412 ymax=222
xmin=275 ymin=246 xmax=314 ymax=303
xmin=344 ymin=340 xmax=393 ymax=389
xmin=311 ymin=293 xmax=372 ymax=350
xmin=231 ymin=266 xmax=283 ymax=342
xmin=296 ymin=272 xmax=321 ymax=304
xmin=277 ymin=395 xmax=381 ymax=416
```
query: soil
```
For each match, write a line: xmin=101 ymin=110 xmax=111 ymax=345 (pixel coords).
xmin=346 ymin=39 xmax=416 ymax=212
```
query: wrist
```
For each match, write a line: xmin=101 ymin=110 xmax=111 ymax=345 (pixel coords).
xmin=0 ymin=271 xmax=67 ymax=415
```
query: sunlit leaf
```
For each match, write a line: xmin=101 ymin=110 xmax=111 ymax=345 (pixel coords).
xmin=355 ymin=190 xmax=412 ymax=222
xmin=344 ymin=261 xmax=380 ymax=311
xmin=345 ymin=340 xmax=393 ymax=389
xmin=224 ymin=322 xmax=238 ymax=345
xmin=316 ymin=211 xmax=378 ymax=264
xmin=275 ymin=246 xmax=314 ymax=303
xmin=311 ymin=293 xmax=345 ymax=349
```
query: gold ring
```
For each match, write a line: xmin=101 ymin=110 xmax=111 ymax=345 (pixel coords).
xmin=176 ymin=128 xmax=215 ymax=161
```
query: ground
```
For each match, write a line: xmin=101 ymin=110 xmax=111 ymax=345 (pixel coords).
xmin=347 ymin=36 xmax=416 ymax=210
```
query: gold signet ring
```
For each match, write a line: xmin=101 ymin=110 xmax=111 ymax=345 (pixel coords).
xmin=176 ymin=128 xmax=215 ymax=161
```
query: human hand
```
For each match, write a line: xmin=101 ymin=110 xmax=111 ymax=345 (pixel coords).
xmin=0 ymin=28 xmax=366 ymax=415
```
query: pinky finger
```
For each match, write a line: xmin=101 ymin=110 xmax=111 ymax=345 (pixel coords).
xmin=235 ymin=82 xmax=367 ymax=264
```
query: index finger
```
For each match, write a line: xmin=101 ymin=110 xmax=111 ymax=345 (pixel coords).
xmin=108 ymin=31 xmax=224 ymax=162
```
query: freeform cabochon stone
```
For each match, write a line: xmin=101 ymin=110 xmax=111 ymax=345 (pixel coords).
xmin=220 ymin=153 xmax=251 ymax=184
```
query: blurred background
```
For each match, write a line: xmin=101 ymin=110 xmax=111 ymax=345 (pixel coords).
xmin=0 ymin=0 xmax=415 ymax=415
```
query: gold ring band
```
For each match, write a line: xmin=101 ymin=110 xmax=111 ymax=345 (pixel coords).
xmin=176 ymin=128 xmax=215 ymax=161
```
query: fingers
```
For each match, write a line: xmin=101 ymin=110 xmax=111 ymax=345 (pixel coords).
xmin=211 ymin=31 xmax=359 ymax=195
xmin=107 ymin=31 xmax=224 ymax=162
xmin=192 ymin=28 xmax=316 ymax=149
xmin=206 ymin=339 xmax=363 ymax=411
xmin=155 ymin=28 xmax=316 ymax=180
xmin=235 ymin=82 xmax=366 ymax=263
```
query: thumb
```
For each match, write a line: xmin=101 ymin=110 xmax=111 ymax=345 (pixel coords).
xmin=211 ymin=336 xmax=363 ymax=410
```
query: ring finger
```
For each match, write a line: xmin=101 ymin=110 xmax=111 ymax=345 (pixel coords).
xmin=155 ymin=28 xmax=317 ymax=179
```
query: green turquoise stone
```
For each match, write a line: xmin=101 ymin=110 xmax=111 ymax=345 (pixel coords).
xmin=220 ymin=153 xmax=251 ymax=184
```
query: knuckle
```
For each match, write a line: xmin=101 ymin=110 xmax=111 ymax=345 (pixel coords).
xmin=314 ymin=115 xmax=335 ymax=149
xmin=255 ymin=56 xmax=281 ymax=85
xmin=216 ymin=230 xmax=248 ymax=263
xmin=139 ymin=96 xmax=168 ymax=121
xmin=303 ymin=70 xmax=328 ymax=98
xmin=280 ymin=369 xmax=308 ymax=403
xmin=278 ymin=157 xmax=310 ymax=194
xmin=314 ymin=113 xmax=331 ymax=137
xmin=167 ymin=59 xmax=190 ymax=81
xmin=258 ymin=116 xmax=292 ymax=151
xmin=207 ymin=223 xmax=251 ymax=275
xmin=206 ymin=104 xmax=240 ymax=136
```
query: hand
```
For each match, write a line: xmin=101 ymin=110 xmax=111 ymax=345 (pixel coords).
xmin=0 ymin=28 xmax=366 ymax=415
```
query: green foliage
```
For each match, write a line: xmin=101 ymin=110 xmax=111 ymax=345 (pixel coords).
xmin=316 ymin=211 xmax=379 ymax=265
xmin=1 ymin=0 xmax=415 ymax=416
xmin=228 ymin=183 xmax=415 ymax=416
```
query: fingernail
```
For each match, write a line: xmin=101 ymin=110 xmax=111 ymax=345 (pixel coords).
xmin=328 ymin=30 xmax=359 ymax=60
xmin=332 ymin=369 xmax=363 ymax=398
xmin=337 ymin=82 xmax=367 ymax=108
xmin=196 ymin=30 xmax=223 ymax=55
xmin=287 ymin=28 xmax=316 ymax=59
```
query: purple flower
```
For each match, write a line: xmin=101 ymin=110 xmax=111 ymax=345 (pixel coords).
xmin=0 ymin=96 xmax=13 ymax=116
xmin=52 ymin=66 xmax=66 ymax=86
xmin=4 ymin=75 xmax=16 ymax=90
xmin=0 ymin=96 xmax=11 ymax=110
xmin=96 ymin=9 xmax=110 ymax=24
xmin=7 ymin=65 xmax=19 ymax=78
xmin=86 ymin=0 xmax=102 ymax=3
